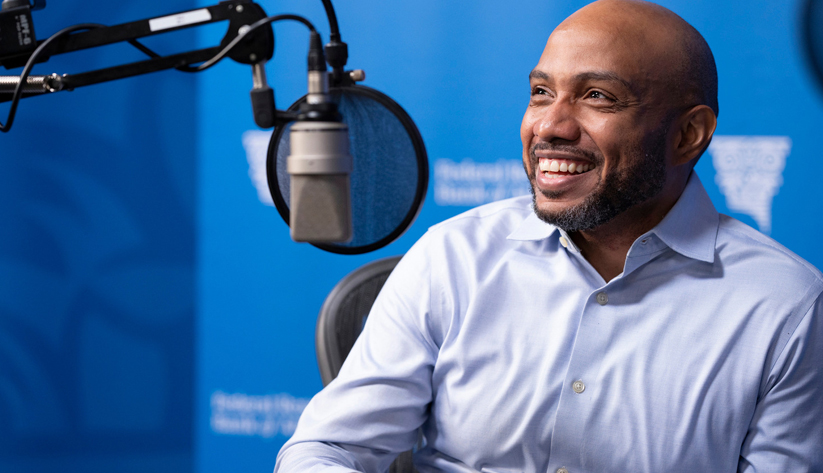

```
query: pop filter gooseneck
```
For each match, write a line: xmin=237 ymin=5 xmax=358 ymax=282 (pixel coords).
xmin=267 ymin=85 xmax=428 ymax=255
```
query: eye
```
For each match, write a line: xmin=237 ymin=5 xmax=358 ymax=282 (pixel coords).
xmin=586 ymin=90 xmax=613 ymax=101
xmin=531 ymin=86 xmax=549 ymax=96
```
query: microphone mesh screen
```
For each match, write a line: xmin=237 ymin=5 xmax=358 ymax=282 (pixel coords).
xmin=272 ymin=87 xmax=426 ymax=252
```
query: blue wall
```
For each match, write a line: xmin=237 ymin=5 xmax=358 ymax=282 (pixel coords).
xmin=2 ymin=1 xmax=823 ymax=472
xmin=0 ymin=1 xmax=197 ymax=472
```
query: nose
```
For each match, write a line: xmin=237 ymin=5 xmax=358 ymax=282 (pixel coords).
xmin=531 ymin=99 xmax=581 ymax=144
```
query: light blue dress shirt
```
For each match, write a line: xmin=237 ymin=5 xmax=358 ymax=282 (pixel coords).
xmin=276 ymin=173 xmax=823 ymax=473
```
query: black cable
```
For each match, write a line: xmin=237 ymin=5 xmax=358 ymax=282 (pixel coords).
xmin=186 ymin=14 xmax=316 ymax=72
xmin=126 ymin=13 xmax=317 ymax=73
xmin=317 ymin=0 xmax=347 ymax=84
xmin=126 ymin=39 xmax=159 ymax=59
xmin=125 ymin=14 xmax=316 ymax=73
xmin=1 ymin=14 xmax=317 ymax=131
xmin=1 ymin=23 xmax=104 ymax=133
xmin=319 ymin=0 xmax=341 ymax=42
xmin=126 ymin=38 xmax=199 ymax=73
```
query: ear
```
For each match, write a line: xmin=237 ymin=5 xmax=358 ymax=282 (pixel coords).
xmin=672 ymin=105 xmax=717 ymax=166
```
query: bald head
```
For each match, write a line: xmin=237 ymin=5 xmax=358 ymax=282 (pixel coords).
xmin=557 ymin=0 xmax=718 ymax=116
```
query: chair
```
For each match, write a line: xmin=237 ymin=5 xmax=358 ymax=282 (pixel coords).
xmin=316 ymin=255 xmax=418 ymax=473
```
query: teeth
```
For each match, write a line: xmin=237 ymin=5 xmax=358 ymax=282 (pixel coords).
xmin=538 ymin=159 xmax=593 ymax=175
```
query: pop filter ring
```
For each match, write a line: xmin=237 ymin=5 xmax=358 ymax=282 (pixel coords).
xmin=266 ymin=84 xmax=429 ymax=255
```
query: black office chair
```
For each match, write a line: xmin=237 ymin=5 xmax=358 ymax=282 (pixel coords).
xmin=316 ymin=255 xmax=418 ymax=473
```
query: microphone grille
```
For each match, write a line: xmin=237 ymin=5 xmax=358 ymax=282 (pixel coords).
xmin=290 ymin=174 xmax=352 ymax=243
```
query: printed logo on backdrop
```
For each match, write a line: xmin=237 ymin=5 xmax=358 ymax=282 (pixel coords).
xmin=210 ymin=390 xmax=309 ymax=438
xmin=434 ymin=158 xmax=530 ymax=206
xmin=242 ymin=130 xmax=275 ymax=206
xmin=707 ymin=136 xmax=792 ymax=234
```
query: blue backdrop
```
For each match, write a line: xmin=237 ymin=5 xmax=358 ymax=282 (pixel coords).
xmin=1 ymin=0 xmax=822 ymax=472
xmin=0 ymin=1 xmax=197 ymax=472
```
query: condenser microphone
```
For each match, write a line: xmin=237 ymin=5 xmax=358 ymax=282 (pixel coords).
xmin=286 ymin=31 xmax=352 ymax=243
xmin=267 ymin=36 xmax=428 ymax=254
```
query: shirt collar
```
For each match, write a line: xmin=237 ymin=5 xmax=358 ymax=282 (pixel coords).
xmin=506 ymin=172 xmax=719 ymax=263
xmin=647 ymin=172 xmax=718 ymax=263
xmin=507 ymin=204 xmax=560 ymax=242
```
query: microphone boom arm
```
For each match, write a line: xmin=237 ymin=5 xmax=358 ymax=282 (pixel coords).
xmin=0 ymin=0 xmax=298 ymax=127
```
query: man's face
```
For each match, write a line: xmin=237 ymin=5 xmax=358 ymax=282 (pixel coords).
xmin=521 ymin=24 xmax=675 ymax=232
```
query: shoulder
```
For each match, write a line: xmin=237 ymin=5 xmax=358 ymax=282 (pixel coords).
xmin=426 ymin=195 xmax=534 ymax=241
xmin=403 ymin=195 xmax=537 ymax=284
xmin=716 ymin=214 xmax=823 ymax=290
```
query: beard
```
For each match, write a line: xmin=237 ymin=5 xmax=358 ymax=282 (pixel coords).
xmin=527 ymin=127 xmax=668 ymax=232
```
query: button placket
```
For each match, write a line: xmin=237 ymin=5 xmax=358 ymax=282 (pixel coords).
xmin=549 ymin=287 xmax=614 ymax=468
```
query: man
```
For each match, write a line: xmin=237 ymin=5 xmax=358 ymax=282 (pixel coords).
xmin=276 ymin=1 xmax=823 ymax=471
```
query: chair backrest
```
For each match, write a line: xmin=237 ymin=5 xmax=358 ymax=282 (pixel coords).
xmin=316 ymin=255 xmax=402 ymax=386
xmin=315 ymin=255 xmax=419 ymax=473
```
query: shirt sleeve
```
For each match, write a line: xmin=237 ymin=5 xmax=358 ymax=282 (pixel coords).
xmin=275 ymin=232 xmax=440 ymax=473
xmin=738 ymin=292 xmax=823 ymax=472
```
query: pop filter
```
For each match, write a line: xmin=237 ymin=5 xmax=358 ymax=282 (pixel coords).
xmin=267 ymin=85 xmax=428 ymax=254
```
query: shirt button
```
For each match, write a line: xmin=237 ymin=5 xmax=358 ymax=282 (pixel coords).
xmin=557 ymin=468 xmax=569 ymax=473
xmin=596 ymin=292 xmax=608 ymax=305
xmin=572 ymin=380 xmax=585 ymax=394
xmin=559 ymin=236 xmax=569 ymax=248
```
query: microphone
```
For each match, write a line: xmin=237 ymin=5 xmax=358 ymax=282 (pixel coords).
xmin=267 ymin=30 xmax=428 ymax=254
xmin=286 ymin=31 xmax=352 ymax=243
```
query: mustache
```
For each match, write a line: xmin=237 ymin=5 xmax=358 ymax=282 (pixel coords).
xmin=529 ymin=142 xmax=602 ymax=165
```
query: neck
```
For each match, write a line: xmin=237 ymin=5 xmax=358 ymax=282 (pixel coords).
xmin=568 ymin=181 xmax=685 ymax=282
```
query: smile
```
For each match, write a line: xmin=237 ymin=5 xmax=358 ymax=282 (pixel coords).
xmin=537 ymin=158 xmax=594 ymax=178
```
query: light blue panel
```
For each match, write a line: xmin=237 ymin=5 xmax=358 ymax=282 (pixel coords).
xmin=196 ymin=1 xmax=823 ymax=472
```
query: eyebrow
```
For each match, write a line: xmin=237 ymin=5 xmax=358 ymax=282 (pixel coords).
xmin=529 ymin=69 xmax=549 ymax=81
xmin=529 ymin=69 xmax=636 ymax=94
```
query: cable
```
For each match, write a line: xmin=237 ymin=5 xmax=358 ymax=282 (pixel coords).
xmin=184 ymin=14 xmax=315 ymax=72
xmin=126 ymin=13 xmax=317 ymax=73
xmin=129 ymin=13 xmax=317 ymax=73
xmin=1 ymin=23 xmax=104 ymax=133
xmin=319 ymin=0 xmax=341 ymax=42
xmin=0 ymin=13 xmax=317 ymax=131
xmin=125 ymin=38 xmax=200 ymax=73
xmin=316 ymin=0 xmax=347 ymax=84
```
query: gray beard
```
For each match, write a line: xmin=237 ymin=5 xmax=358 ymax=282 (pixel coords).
xmin=528 ymin=129 xmax=668 ymax=232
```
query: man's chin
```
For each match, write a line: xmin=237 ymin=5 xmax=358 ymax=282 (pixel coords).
xmin=530 ymin=188 xmax=606 ymax=232
xmin=532 ymin=193 xmax=586 ymax=215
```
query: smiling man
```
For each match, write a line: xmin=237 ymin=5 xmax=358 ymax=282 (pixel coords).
xmin=275 ymin=1 xmax=823 ymax=472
